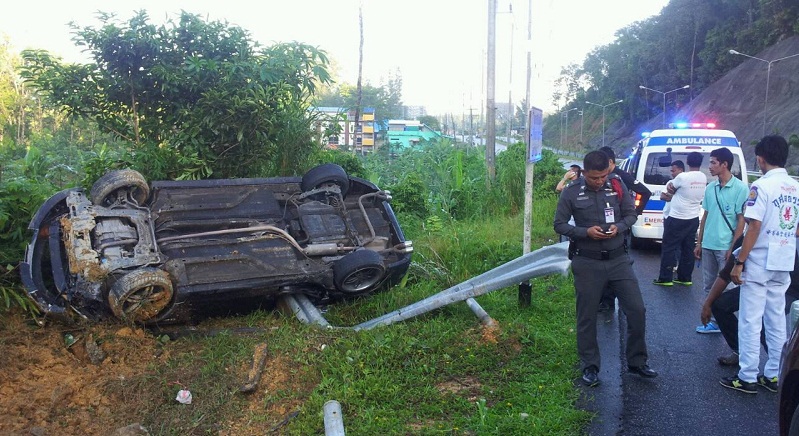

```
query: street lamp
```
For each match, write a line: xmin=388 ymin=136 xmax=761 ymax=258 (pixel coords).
xmin=729 ymin=49 xmax=799 ymax=137
xmin=564 ymin=108 xmax=578 ymax=152
xmin=579 ymin=110 xmax=584 ymax=147
xmin=585 ymin=99 xmax=623 ymax=147
xmin=638 ymin=84 xmax=690 ymax=128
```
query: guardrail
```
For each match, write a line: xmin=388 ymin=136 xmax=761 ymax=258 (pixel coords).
xmin=280 ymin=242 xmax=571 ymax=330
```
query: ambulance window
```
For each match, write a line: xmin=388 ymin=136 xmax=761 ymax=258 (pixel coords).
xmin=644 ymin=152 xmax=744 ymax=184
xmin=729 ymin=156 xmax=743 ymax=180
xmin=643 ymin=153 xmax=679 ymax=185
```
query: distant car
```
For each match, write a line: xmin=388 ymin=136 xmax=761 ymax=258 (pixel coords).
xmin=780 ymin=301 xmax=799 ymax=435
xmin=20 ymin=164 xmax=413 ymax=324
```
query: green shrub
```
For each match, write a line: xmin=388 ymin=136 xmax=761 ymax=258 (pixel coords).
xmin=386 ymin=174 xmax=428 ymax=218
xmin=313 ymin=149 xmax=367 ymax=179
xmin=0 ymin=166 xmax=57 ymax=313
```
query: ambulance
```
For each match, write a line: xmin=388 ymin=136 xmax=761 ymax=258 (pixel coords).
xmin=618 ymin=122 xmax=749 ymax=248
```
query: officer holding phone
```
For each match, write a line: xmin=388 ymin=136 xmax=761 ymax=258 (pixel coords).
xmin=554 ymin=150 xmax=657 ymax=387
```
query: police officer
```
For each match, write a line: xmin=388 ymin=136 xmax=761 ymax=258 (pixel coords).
xmin=554 ymin=150 xmax=657 ymax=387
xmin=598 ymin=146 xmax=652 ymax=312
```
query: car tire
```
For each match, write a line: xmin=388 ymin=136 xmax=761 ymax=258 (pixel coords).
xmin=108 ymin=268 xmax=174 ymax=322
xmin=333 ymin=249 xmax=386 ymax=295
xmin=90 ymin=169 xmax=150 ymax=207
xmin=301 ymin=163 xmax=350 ymax=198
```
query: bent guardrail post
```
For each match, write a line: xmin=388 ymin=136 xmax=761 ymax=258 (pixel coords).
xmin=279 ymin=294 xmax=331 ymax=328
xmin=281 ymin=242 xmax=570 ymax=331
xmin=323 ymin=400 xmax=346 ymax=436
xmin=354 ymin=242 xmax=569 ymax=331
xmin=465 ymin=298 xmax=496 ymax=326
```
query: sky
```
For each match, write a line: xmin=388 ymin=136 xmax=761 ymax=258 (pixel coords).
xmin=1 ymin=0 xmax=670 ymax=116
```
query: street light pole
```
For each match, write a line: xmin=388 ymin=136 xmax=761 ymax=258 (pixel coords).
xmin=579 ymin=110 xmax=584 ymax=147
xmin=638 ymin=85 xmax=690 ymax=128
xmin=564 ymin=107 xmax=578 ymax=152
xmin=585 ymin=99 xmax=623 ymax=147
xmin=729 ymin=49 xmax=799 ymax=138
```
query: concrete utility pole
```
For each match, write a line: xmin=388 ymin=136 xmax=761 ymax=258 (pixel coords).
xmin=522 ymin=0 xmax=533 ymax=255
xmin=469 ymin=107 xmax=477 ymax=145
xmin=353 ymin=3 xmax=364 ymax=155
xmin=520 ymin=0 xmax=533 ymax=307
xmin=507 ymin=3 xmax=514 ymax=143
xmin=485 ymin=0 xmax=497 ymax=184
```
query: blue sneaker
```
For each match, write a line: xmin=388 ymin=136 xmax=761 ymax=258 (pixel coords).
xmin=696 ymin=321 xmax=721 ymax=334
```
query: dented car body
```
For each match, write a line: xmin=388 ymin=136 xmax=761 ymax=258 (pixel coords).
xmin=20 ymin=164 xmax=412 ymax=324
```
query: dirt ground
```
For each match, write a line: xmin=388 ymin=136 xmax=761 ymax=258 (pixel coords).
xmin=0 ymin=311 xmax=301 ymax=436
xmin=0 ymin=312 xmax=156 ymax=435
xmin=1 ymin=309 xmax=505 ymax=435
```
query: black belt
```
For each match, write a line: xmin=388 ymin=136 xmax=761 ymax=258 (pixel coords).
xmin=574 ymin=246 xmax=627 ymax=260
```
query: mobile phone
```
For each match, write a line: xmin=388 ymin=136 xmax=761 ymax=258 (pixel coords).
xmin=603 ymin=230 xmax=613 ymax=235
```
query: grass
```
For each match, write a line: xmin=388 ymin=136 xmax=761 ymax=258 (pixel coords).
xmin=13 ymin=195 xmax=590 ymax=435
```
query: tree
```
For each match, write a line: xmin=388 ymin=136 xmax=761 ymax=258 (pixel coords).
xmin=20 ymin=11 xmax=332 ymax=179
xmin=544 ymin=0 xmax=799 ymax=147
xmin=418 ymin=115 xmax=440 ymax=131
xmin=314 ymin=71 xmax=403 ymax=130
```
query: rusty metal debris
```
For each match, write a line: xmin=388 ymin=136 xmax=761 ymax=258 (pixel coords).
xmin=239 ymin=342 xmax=269 ymax=393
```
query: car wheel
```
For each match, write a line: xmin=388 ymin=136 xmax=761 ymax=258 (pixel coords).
xmin=90 ymin=169 xmax=150 ymax=207
xmin=333 ymin=250 xmax=386 ymax=295
xmin=108 ymin=268 xmax=174 ymax=322
xmin=301 ymin=163 xmax=350 ymax=198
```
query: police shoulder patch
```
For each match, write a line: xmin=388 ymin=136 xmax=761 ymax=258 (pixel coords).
xmin=746 ymin=186 xmax=759 ymax=207
xmin=565 ymin=178 xmax=582 ymax=190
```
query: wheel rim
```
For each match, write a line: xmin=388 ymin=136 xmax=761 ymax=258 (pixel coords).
xmin=104 ymin=187 xmax=147 ymax=206
xmin=119 ymin=284 xmax=171 ymax=321
xmin=339 ymin=266 xmax=384 ymax=293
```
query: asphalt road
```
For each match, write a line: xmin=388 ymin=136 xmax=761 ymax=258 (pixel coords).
xmin=582 ymin=242 xmax=779 ymax=435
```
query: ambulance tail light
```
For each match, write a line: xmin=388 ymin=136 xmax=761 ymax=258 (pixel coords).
xmin=634 ymin=193 xmax=642 ymax=209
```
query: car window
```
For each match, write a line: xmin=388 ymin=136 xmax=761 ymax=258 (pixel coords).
xmin=642 ymin=151 xmax=743 ymax=185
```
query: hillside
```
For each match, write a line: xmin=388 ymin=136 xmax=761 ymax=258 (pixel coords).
xmin=613 ymin=35 xmax=799 ymax=168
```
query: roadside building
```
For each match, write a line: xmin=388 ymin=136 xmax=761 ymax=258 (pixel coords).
xmin=386 ymin=119 xmax=443 ymax=149
xmin=313 ymin=107 xmax=377 ymax=153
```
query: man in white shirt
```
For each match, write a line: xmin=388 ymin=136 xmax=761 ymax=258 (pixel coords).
xmin=660 ymin=160 xmax=685 ymax=219
xmin=654 ymin=152 xmax=707 ymax=286
xmin=722 ymin=135 xmax=799 ymax=394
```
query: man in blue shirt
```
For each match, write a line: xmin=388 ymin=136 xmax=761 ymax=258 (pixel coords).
xmin=694 ymin=147 xmax=748 ymax=333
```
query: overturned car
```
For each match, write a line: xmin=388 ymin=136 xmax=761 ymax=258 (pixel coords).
xmin=20 ymin=164 xmax=413 ymax=324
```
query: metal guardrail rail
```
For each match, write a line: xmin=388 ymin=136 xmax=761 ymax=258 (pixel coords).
xmin=280 ymin=242 xmax=571 ymax=330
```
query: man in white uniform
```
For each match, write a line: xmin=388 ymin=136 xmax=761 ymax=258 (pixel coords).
xmin=721 ymin=135 xmax=799 ymax=394
xmin=654 ymin=152 xmax=707 ymax=286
